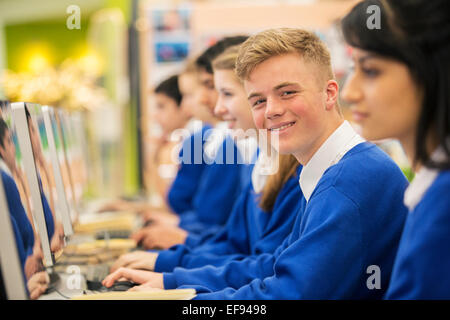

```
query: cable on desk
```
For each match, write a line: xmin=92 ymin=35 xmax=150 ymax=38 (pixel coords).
xmin=53 ymin=288 xmax=71 ymax=300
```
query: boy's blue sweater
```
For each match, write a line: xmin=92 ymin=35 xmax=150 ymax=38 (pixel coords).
xmin=164 ymin=143 xmax=409 ymax=299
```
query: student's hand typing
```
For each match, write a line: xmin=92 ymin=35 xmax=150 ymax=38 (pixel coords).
xmin=24 ymin=254 xmax=44 ymax=280
xmin=27 ymin=271 xmax=49 ymax=300
xmin=131 ymin=225 xmax=187 ymax=250
xmin=102 ymin=268 xmax=164 ymax=289
xmin=110 ymin=251 xmax=158 ymax=272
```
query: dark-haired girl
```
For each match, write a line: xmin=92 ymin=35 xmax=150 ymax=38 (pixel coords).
xmin=342 ymin=0 xmax=450 ymax=299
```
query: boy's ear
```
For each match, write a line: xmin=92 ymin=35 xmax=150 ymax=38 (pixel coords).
xmin=325 ymin=80 xmax=339 ymax=111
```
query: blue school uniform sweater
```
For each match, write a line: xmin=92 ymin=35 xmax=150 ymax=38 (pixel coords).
xmin=385 ymin=170 xmax=450 ymax=299
xmin=1 ymin=170 xmax=35 ymax=257
xmin=176 ymin=134 xmax=246 ymax=234
xmin=167 ymin=124 xmax=212 ymax=215
xmin=154 ymin=165 xmax=302 ymax=272
xmin=182 ymin=160 xmax=255 ymax=249
xmin=41 ymin=189 xmax=55 ymax=241
xmin=164 ymin=142 xmax=409 ymax=299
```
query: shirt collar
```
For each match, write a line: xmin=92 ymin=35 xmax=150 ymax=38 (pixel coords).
xmin=184 ymin=118 xmax=203 ymax=134
xmin=403 ymin=147 xmax=447 ymax=211
xmin=299 ymin=120 xmax=365 ymax=202
xmin=252 ymin=147 xmax=279 ymax=193
xmin=236 ymin=136 xmax=258 ymax=165
xmin=0 ymin=158 xmax=12 ymax=177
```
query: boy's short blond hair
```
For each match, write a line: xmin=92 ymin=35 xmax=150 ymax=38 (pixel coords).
xmin=235 ymin=28 xmax=334 ymax=86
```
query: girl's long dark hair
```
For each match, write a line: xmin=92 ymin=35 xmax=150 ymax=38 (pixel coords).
xmin=341 ymin=0 xmax=450 ymax=169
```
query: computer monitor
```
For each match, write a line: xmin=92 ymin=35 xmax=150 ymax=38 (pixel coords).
xmin=11 ymin=102 xmax=53 ymax=267
xmin=42 ymin=106 xmax=74 ymax=237
xmin=54 ymin=110 xmax=80 ymax=220
xmin=0 ymin=171 xmax=28 ymax=300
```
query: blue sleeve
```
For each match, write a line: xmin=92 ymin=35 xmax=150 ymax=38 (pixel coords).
xmin=41 ymin=193 xmax=54 ymax=240
xmin=162 ymin=218 xmax=295 ymax=290
xmin=10 ymin=215 xmax=28 ymax=271
xmin=1 ymin=171 xmax=35 ymax=256
xmin=195 ymin=190 xmax=365 ymax=299
xmin=184 ymin=227 xmax=220 ymax=248
xmin=167 ymin=126 xmax=211 ymax=214
xmin=187 ymin=140 xmax=243 ymax=228
xmin=155 ymin=189 xmax=250 ymax=272
xmin=155 ymin=229 xmax=233 ymax=272
xmin=163 ymin=252 xmax=276 ymax=291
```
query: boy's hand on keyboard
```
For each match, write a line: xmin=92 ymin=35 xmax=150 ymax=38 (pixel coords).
xmin=110 ymin=251 xmax=158 ymax=272
xmin=102 ymin=268 xmax=164 ymax=289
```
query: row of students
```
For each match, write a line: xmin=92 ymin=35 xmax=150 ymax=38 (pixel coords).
xmin=108 ymin=45 xmax=303 ymax=278
xmin=102 ymin=0 xmax=450 ymax=299
xmin=103 ymin=26 xmax=408 ymax=299
xmin=99 ymin=36 xmax=253 ymax=250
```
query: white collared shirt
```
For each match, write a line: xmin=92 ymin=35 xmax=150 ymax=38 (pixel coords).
xmin=252 ymin=146 xmax=279 ymax=193
xmin=299 ymin=120 xmax=366 ymax=202
xmin=403 ymin=148 xmax=447 ymax=211
xmin=204 ymin=121 xmax=228 ymax=160
xmin=0 ymin=158 xmax=12 ymax=177
xmin=236 ymin=135 xmax=258 ymax=165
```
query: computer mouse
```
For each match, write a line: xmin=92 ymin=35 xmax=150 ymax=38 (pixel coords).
xmin=110 ymin=281 xmax=137 ymax=291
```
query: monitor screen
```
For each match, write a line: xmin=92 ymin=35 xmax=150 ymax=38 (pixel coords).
xmin=54 ymin=109 xmax=80 ymax=222
xmin=11 ymin=102 xmax=55 ymax=267
xmin=41 ymin=106 xmax=74 ymax=237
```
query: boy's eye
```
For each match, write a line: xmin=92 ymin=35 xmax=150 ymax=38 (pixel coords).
xmin=252 ymin=98 xmax=266 ymax=107
xmin=281 ymin=91 xmax=296 ymax=96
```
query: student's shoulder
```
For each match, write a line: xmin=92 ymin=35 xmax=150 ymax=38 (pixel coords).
xmin=0 ymin=169 xmax=17 ymax=192
xmin=319 ymin=142 xmax=408 ymax=202
xmin=419 ymin=169 xmax=450 ymax=211
xmin=333 ymin=142 xmax=405 ymax=181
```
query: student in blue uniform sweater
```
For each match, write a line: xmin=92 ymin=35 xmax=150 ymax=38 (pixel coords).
xmin=131 ymin=37 xmax=251 ymax=249
xmin=342 ymin=0 xmax=450 ymax=299
xmin=103 ymin=28 xmax=409 ymax=300
xmin=106 ymin=45 xmax=302 ymax=274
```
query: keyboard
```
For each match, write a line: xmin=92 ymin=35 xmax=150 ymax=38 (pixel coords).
xmin=95 ymin=229 xmax=131 ymax=240
xmin=44 ymin=271 xmax=61 ymax=294
xmin=85 ymin=264 xmax=111 ymax=283
xmin=87 ymin=280 xmax=137 ymax=292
